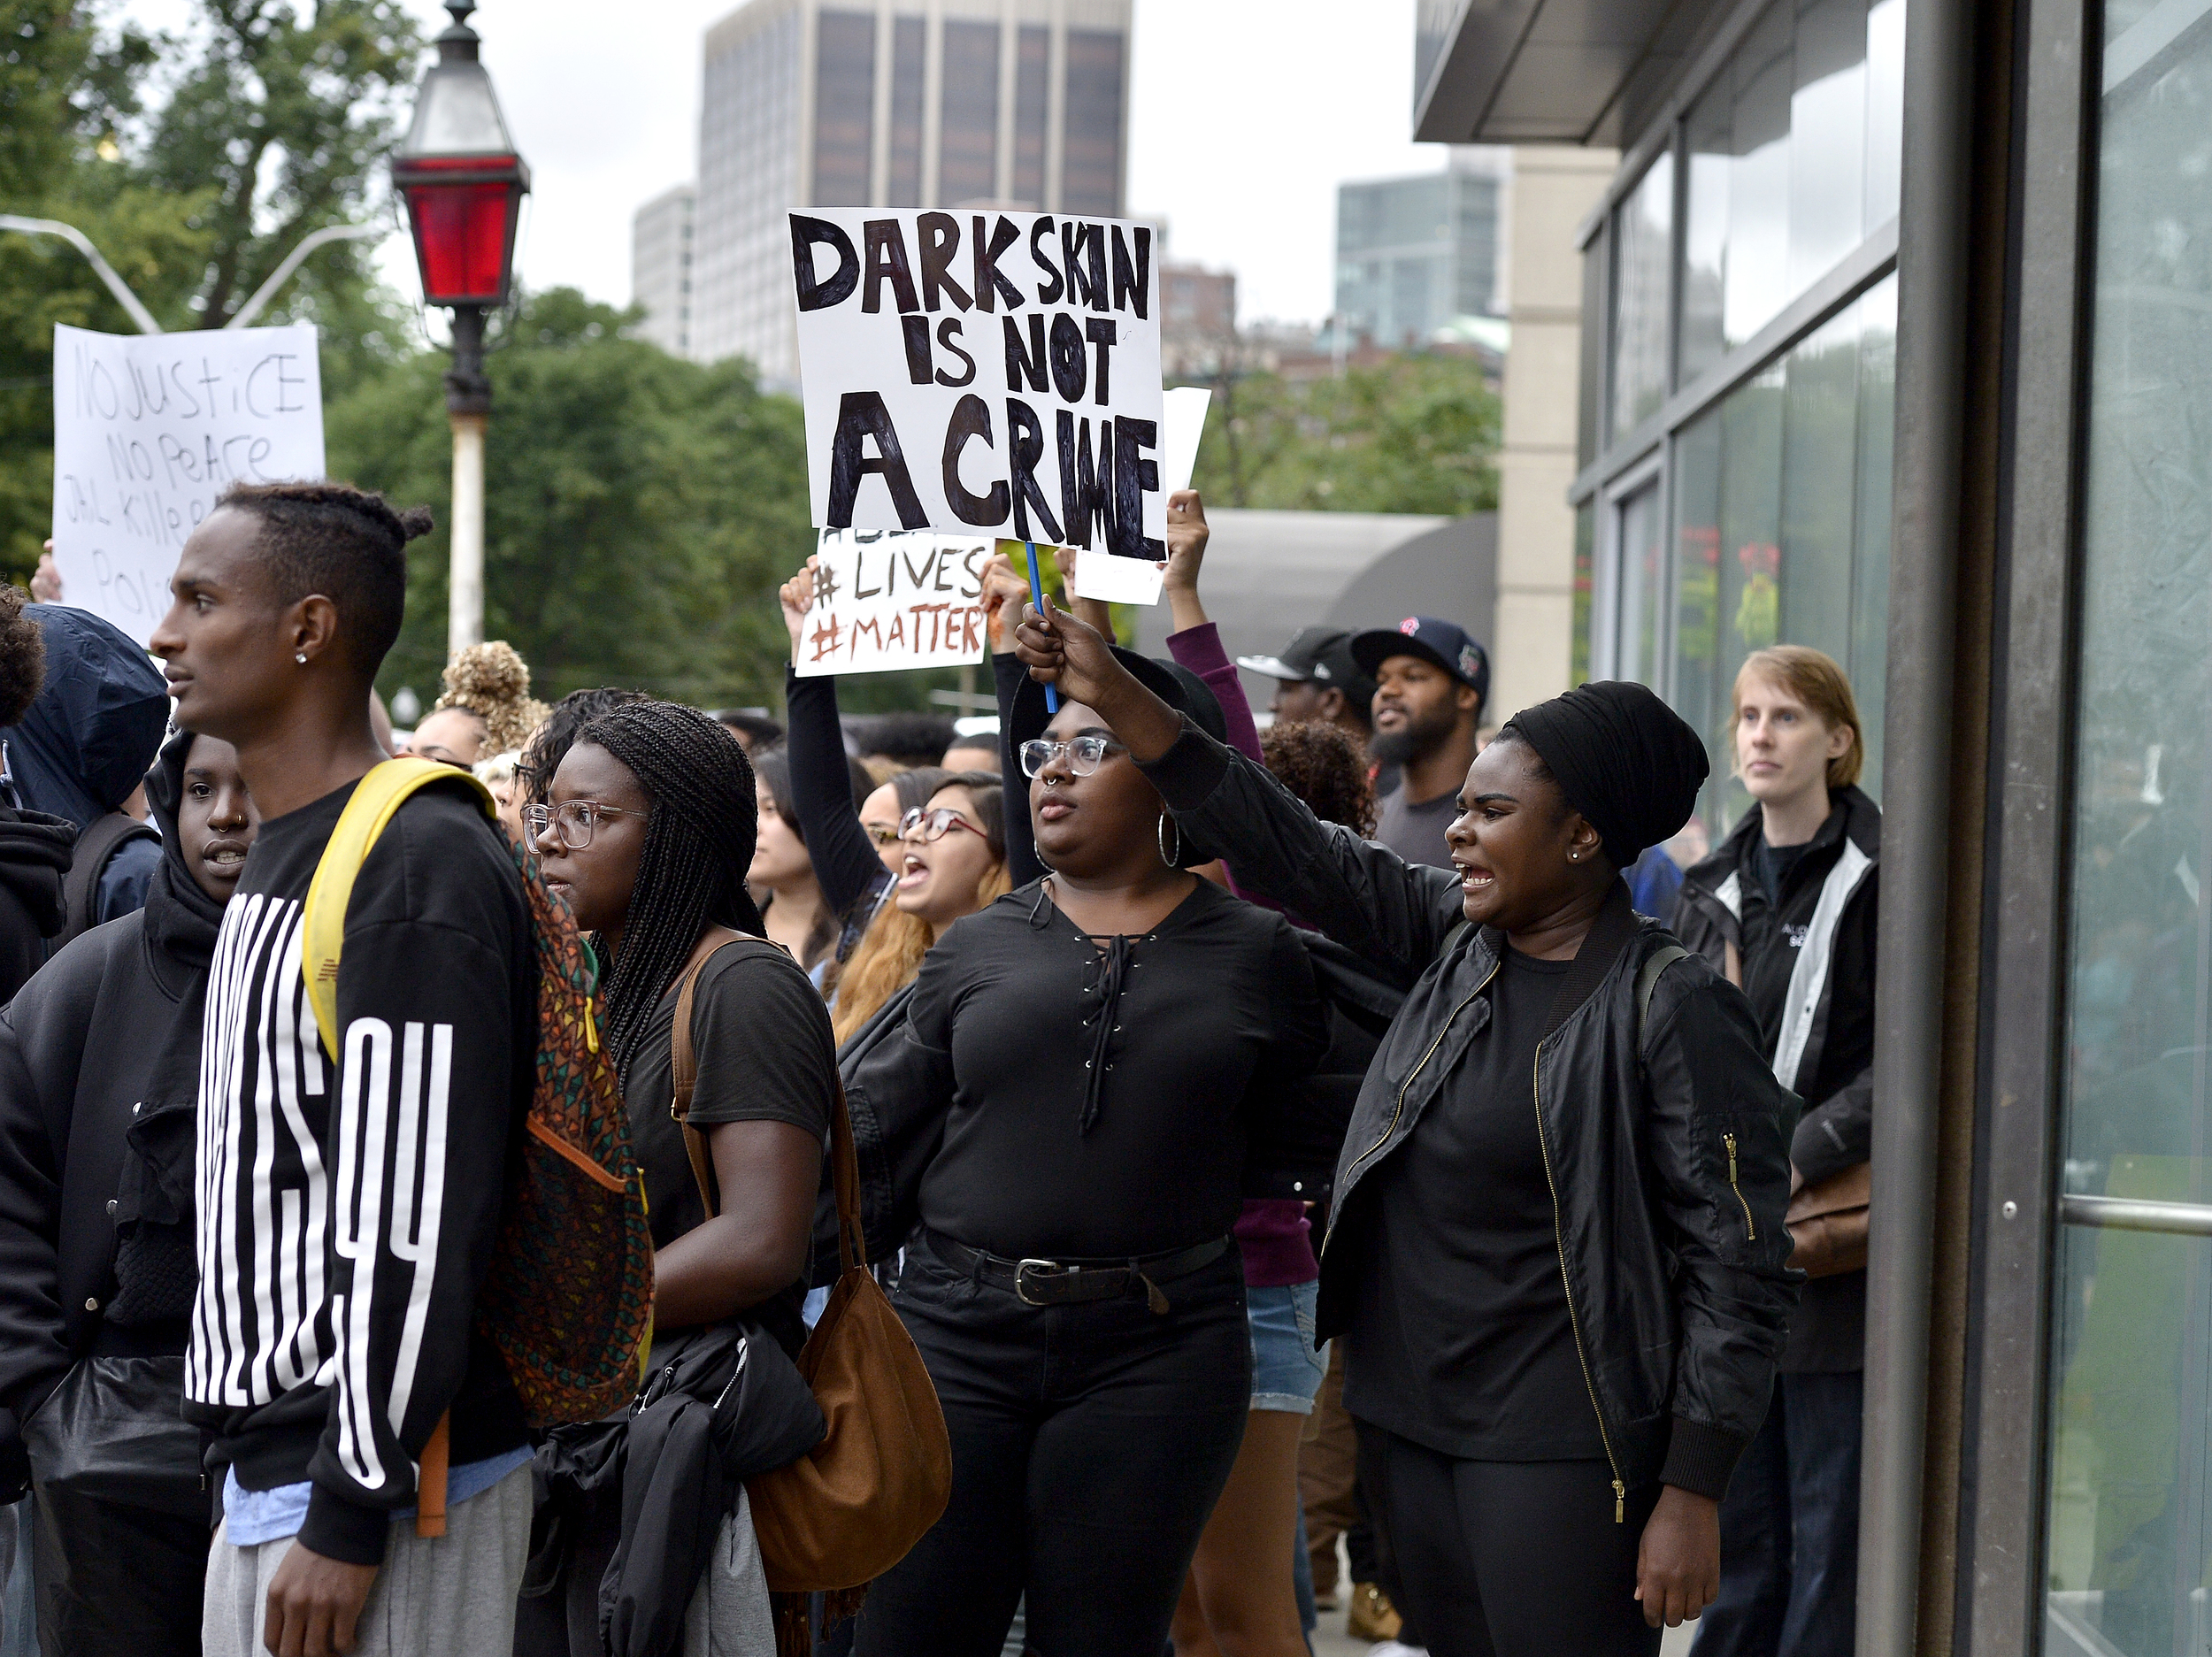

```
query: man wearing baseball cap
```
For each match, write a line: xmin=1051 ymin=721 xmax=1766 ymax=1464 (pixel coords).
xmin=1235 ymin=626 xmax=1379 ymax=746
xmin=1350 ymin=616 xmax=1490 ymax=871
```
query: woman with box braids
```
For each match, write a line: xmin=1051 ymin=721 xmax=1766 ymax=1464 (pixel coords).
xmin=519 ymin=698 xmax=837 ymax=1656
xmin=567 ymin=700 xmax=767 ymax=1078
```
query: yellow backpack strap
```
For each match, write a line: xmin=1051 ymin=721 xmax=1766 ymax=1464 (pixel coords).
xmin=301 ymin=757 xmax=496 ymax=1062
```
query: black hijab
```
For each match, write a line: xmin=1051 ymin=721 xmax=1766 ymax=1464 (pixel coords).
xmin=139 ymin=727 xmax=227 ymax=981
xmin=1502 ymin=681 xmax=1710 ymax=872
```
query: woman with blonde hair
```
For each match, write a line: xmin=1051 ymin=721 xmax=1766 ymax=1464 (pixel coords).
xmin=411 ymin=640 xmax=549 ymax=766
xmin=1674 ymin=644 xmax=1878 ymax=1657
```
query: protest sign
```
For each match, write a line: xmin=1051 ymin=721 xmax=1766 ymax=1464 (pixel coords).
xmin=792 ymin=528 xmax=995 ymax=678
xmin=50 ymin=323 xmax=325 ymax=645
xmin=789 ymin=209 xmax=1165 ymax=567
xmin=1068 ymin=385 xmax=1212 ymax=606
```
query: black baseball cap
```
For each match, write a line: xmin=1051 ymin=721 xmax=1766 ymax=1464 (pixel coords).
xmin=1237 ymin=626 xmax=1379 ymax=711
xmin=1351 ymin=616 xmax=1491 ymax=706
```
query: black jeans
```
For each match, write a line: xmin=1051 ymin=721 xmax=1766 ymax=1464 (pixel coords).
xmin=1693 ymin=1369 xmax=1863 ymax=1657
xmin=1356 ymin=1423 xmax=1662 ymax=1657
xmin=853 ymin=1235 xmax=1251 ymax=1657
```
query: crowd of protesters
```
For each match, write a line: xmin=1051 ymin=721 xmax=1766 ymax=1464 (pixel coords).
xmin=0 ymin=478 xmax=1883 ymax=1657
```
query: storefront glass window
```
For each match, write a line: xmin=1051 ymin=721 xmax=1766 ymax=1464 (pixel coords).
xmin=2044 ymin=13 xmax=2212 ymax=1651
xmin=1677 ymin=0 xmax=1906 ymax=382
xmin=1668 ymin=275 xmax=1894 ymax=836
xmin=1612 ymin=155 xmax=1674 ymax=441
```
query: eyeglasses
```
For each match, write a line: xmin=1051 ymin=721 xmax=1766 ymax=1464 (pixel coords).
xmin=521 ymin=800 xmax=641 ymax=849
xmin=1018 ymin=736 xmax=1126 ymax=778
xmin=899 ymin=806 xmax=982 ymax=843
xmin=865 ymin=823 xmax=902 ymax=847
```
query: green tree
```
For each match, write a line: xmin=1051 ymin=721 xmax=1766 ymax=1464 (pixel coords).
xmin=0 ymin=1 xmax=426 ymax=575
xmin=1187 ymin=352 xmax=1502 ymax=517
xmin=326 ymin=288 xmax=818 ymax=714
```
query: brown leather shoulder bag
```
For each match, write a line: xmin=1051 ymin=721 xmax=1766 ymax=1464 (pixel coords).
xmin=1785 ymin=1161 xmax=1870 ymax=1278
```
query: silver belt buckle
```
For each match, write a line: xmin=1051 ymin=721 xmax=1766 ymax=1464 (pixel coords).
xmin=1016 ymin=1258 xmax=1069 ymax=1305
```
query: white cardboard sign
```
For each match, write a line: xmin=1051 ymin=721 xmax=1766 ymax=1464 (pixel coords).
xmin=50 ymin=323 xmax=325 ymax=645
xmin=790 ymin=209 xmax=1165 ymax=575
xmin=792 ymin=528 xmax=995 ymax=677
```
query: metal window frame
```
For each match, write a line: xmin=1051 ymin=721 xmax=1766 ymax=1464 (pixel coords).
xmin=1590 ymin=447 xmax=1671 ymax=685
xmin=1949 ymin=0 xmax=2098 ymax=1635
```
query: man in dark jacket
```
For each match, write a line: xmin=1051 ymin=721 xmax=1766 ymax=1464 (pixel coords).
xmin=7 ymin=605 xmax=168 ymax=940
xmin=1673 ymin=648 xmax=1878 ymax=1657
xmin=0 ymin=587 xmax=73 ymax=1003
xmin=0 ymin=728 xmax=257 ymax=1654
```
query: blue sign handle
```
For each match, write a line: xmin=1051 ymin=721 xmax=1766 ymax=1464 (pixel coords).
xmin=1024 ymin=541 xmax=1059 ymax=714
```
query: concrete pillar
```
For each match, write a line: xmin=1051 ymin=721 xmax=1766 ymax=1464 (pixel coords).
xmin=1492 ymin=144 xmax=1616 ymax=723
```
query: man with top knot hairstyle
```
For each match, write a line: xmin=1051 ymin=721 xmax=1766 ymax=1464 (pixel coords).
xmin=149 ymin=481 xmax=539 ymax=1657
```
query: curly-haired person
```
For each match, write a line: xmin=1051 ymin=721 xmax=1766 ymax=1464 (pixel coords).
xmin=1262 ymin=721 xmax=1379 ymax=840
xmin=411 ymin=641 xmax=549 ymax=768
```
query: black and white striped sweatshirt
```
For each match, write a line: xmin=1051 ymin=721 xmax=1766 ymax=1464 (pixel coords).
xmin=186 ymin=774 xmax=534 ymax=1565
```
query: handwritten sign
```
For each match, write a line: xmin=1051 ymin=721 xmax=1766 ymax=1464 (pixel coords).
xmin=50 ymin=323 xmax=325 ymax=645
xmin=793 ymin=528 xmax=994 ymax=677
xmin=790 ymin=210 xmax=1164 ymax=568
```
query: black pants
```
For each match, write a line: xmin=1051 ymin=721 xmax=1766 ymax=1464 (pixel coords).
xmin=853 ymin=1236 xmax=1251 ymax=1657
xmin=1356 ymin=1422 xmax=1662 ymax=1657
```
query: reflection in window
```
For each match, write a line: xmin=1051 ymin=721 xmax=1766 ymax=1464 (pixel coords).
xmin=2045 ymin=19 xmax=2212 ymax=1650
xmin=1669 ymin=276 xmax=1895 ymax=833
xmin=1616 ymin=480 xmax=1666 ymax=682
xmin=1063 ymin=28 xmax=1125 ymax=215
xmin=1678 ymin=0 xmax=1905 ymax=380
xmin=1612 ymin=154 xmax=1674 ymax=441
xmin=1580 ymin=222 xmax=1608 ymax=470
xmin=887 ymin=17 xmax=925 ymax=208
xmin=1012 ymin=25 xmax=1050 ymax=207
xmin=1574 ymin=504 xmax=1595 ymax=685
xmin=940 ymin=20 xmax=999 ymax=205
xmin=811 ymin=10 xmax=874 ymax=208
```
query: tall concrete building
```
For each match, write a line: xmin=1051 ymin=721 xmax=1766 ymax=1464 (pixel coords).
xmin=631 ymin=185 xmax=697 ymax=356
xmin=680 ymin=0 xmax=1133 ymax=382
xmin=1334 ymin=147 xmax=1511 ymax=349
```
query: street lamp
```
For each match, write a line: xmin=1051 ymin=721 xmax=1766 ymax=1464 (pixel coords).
xmin=394 ymin=0 xmax=528 ymax=655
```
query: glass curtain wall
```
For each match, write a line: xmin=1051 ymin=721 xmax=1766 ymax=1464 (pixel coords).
xmin=1670 ymin=278 xmax=1894 ymax=836
xmin=1578 ymin=0 xmax=1905 ymax=842
xmin=2043 ymin=12 xmax=2212 ymax=1653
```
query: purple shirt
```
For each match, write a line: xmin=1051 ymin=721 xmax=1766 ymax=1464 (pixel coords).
xmin=1165 ymin=623 xmax=1320 ymax=1289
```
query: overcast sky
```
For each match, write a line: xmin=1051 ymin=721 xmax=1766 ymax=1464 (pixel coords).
xmin=116 ymin=0 xmax=1448 ymax=326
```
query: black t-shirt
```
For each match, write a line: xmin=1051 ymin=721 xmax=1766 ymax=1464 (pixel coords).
xmin=1749 ymin=835 xmax=1811 ymax=911
xmin=1344 ymin=945 xmax=1608 ymax=1461
xmin=622 ymin=938 xmax=837 ymax=1355
xmin=905 ymin=878 xmax=1325 ymax=1260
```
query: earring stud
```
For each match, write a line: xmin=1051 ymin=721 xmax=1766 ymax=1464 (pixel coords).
xmin=296 ymin=652 xmax=307 ymax=664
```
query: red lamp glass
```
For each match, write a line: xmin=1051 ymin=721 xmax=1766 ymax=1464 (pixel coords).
xmin=395 ymin=4 xmax=529 ymax=308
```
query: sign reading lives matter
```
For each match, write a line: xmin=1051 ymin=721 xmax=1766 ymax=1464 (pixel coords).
xmin=50 ymin=323 xmax=325 ymax=645
xmin=789 ymin=209 xmax=1164 ymax=572
xmin=794 ymin=528 xmax=995 ymax=677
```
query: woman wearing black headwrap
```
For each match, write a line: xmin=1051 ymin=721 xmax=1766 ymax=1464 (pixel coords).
xmin=0 ymin=727 xmax=257 ymax=1656
xmin=1017 ymin=602 xmax=1801 ymax=1657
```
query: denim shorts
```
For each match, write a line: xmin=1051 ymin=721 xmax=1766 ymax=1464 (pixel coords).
xmin=1248 ymin=1279 xmax=1326 ymax=1413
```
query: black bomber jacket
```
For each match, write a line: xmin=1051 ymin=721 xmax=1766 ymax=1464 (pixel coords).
xmin=1141 ymin=721 xmax=1802 ymax=1503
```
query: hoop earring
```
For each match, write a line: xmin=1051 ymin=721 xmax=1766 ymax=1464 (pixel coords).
xmin=1157 ymin=812 xmax=1180 ymax=866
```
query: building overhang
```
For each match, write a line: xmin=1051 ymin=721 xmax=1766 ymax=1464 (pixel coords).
xmin=1413 ymin=0 xmax=1731 ymax=146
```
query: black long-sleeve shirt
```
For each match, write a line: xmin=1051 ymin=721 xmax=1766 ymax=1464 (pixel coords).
xmin=901 ymin=878 xmax=1325 ymax=1259
xmin=185 ymin=777 xmax=533 ymax=1565
xmin=783 ymin=668 xmax=892 ymax=924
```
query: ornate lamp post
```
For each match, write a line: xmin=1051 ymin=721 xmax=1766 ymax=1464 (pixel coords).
xmin=394 ymin=1 xmax=528 ymax=654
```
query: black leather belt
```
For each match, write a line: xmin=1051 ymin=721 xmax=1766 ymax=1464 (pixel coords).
xmin=925 ymin=1230 xmax=1231 ymax=1313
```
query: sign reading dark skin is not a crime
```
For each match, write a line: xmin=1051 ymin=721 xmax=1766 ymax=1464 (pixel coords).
xmin=789 ymin=208 xmax=1165 ymax=562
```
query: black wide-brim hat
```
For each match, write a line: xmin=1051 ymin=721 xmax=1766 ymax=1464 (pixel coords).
xmin=1007 ymin=646 xmax=1227 ymax=869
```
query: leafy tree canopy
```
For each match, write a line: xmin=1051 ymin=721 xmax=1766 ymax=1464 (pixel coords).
xmin=1187 ymin=353 xmax=1502 ymax=517
xmin=326 ymin=288 xmax=817 ymax=716
xmin=0 ymin=1 xmax=426 ymax=577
